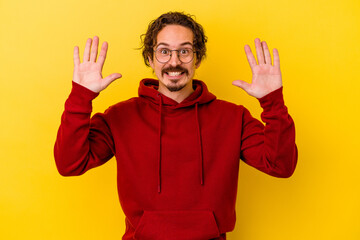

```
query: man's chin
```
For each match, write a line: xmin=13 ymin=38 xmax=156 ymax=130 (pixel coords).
xmin=166 ymin=83 xmax=186 ymax=92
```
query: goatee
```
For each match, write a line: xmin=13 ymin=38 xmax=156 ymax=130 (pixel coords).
xmin=166 ymin=81 xmax=186 ymax=92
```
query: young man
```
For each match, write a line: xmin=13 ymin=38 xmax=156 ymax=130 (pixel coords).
xmin=54 ymin=12 xmax=297 ymax=240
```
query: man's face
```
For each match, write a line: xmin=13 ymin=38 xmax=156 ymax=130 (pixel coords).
xmin=148 ymin=25 xmax=200 ymax=92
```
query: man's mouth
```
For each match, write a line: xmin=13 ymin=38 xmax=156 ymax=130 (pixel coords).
xmin=166 ymin=71 xmax=185 ymax=77
xmin=162 ymin=67 xmax=188 ymax=79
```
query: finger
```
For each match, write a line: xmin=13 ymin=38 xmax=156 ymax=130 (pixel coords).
xmin=102 ymin=73 xmax=122 ymax=89
xmin=98 ymin=41 xmax=108 ymax=69
xmin=83 ymin=38 xmax=92 ymax=62
xmin=73 ymin=46 xmax=80 ymax=66
xmin=244 ymin=45 xmax=256 ymax=69
xmin=232 ymin=80 xmax=251 ymax=93
xmin=254 ymin=38 xmax=265 ymax=64
xmin=273 ymin=48 xmax=280 ymax=69
xmin=262 ymin=41 xmax=272 ymax=65
xmin=90 ymin=36 xmax=99 ymax=62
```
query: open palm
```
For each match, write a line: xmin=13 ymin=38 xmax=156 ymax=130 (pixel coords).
xmin=233 ymin=38 xmax=282 ymax=99
xmin=73 ymin=36 xmax=122 ymax=93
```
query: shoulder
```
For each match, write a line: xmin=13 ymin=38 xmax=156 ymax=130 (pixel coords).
xmin=105 ymin=97 xmax=141 ymax=112
xmin=201 ymin=99 xmax=249 ymax=121
xmin=94 ymin=97 xmax=144 ymax=126
xmin=209 ymin=99 xmax=246 ymax=111
xmin=95 ymin=97 xmax=144 ymax=121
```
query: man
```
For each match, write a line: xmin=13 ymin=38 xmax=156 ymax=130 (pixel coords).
xmin=54 ymin=12 xmax=297 ymax=240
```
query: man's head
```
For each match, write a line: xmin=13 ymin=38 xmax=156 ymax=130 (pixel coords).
xmin=141 ymin=12 xmax=207 ymax=93
xmin=142 ymin=12 xmax=207 ymax=67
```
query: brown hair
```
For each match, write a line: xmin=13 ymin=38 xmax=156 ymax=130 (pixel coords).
xmin=141 ymin=11 xmax=207 ymax=67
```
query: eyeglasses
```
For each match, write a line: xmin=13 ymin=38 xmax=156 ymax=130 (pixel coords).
xmin=154 ymin=47 xmax=196 ymax=64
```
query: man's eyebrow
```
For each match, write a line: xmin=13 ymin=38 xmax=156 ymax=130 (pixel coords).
xmin=180 ymin=42 xmax=193 ymax=46
xmin=155 ymin=42 xmax=194 ymax=48
xmin=156 ymin=43 xmax=169 ymax=48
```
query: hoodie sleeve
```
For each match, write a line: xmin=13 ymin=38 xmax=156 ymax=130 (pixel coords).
xmin=54 ymin=81 xmax=115 ymax=176
xmin=240 ymin=87 xmax=298 ymax=178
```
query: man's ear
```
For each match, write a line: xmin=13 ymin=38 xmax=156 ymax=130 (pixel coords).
xmin=195 ymin=59 xmax=201 ymax=69
xmin=148 ymin=56 xmax=155 ymax=69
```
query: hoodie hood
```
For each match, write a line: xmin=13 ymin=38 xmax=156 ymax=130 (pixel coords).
xmin=138 ymin=78 xmax=216 ymax=193
xmin=138 ymin=78 xmax=216 ymax=108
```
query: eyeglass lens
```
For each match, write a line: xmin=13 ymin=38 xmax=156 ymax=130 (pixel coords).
xmin=155 ymin=48 xmax=194 ymax=63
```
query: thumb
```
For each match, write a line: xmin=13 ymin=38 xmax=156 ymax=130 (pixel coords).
xmin=102 ymin=73 xmax=122 ymax=89
xmin=232 ymin=80 xmax=251 ymax=93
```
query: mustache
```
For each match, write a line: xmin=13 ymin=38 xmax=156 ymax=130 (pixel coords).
xmin=161 ymin=66 xmax=188 ymax=76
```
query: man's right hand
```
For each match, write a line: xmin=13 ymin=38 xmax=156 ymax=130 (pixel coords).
xmin=73 ymin=36 xmax=122 ymax=93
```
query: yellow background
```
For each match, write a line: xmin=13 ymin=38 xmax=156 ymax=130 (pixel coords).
xmin=1 ymin=0 xmax=359 ymax=239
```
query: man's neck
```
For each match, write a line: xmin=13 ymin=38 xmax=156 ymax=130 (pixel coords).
xmin=158 ymin=82 xmax=194 ymax=103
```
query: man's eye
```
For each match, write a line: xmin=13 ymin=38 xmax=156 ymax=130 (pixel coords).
xmin=180 ymin=49 xmax=189 ymax=55
xmin=160 ymin=49 xmax=169 ymax=55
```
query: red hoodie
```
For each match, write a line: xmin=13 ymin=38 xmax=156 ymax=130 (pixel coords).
xmin=54 ymin=79 xmax=297 ymax=240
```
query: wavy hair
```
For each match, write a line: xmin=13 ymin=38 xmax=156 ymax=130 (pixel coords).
xmin=141 ymin=12 xmax=207 ymax=66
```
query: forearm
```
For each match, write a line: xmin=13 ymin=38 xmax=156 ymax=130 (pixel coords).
xmin=54 ymin=82 xmax=114 ymax=176
xmin=241 ymin=87 xmax=298 ymax=177
xmin=260 ymin=87 xmax=297 ymax=177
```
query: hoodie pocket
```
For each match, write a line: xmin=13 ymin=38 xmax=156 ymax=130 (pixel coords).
xmin=134 ymin=210 xmax=220 ymax=240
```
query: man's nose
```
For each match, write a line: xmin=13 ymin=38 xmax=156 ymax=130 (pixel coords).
xmin=168 ymin=51 xmax=182 ymax=66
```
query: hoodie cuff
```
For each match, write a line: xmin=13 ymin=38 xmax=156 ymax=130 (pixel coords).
xmin=64 ymin=81 xmax=100 ymax=113
xmin=258 ymin=87 xmax=285 ymax=112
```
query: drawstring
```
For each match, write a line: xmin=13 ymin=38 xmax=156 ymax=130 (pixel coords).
xmin=157 ymin=95 xmax=204 ymax=193
xmin=195 ymin=103 xmax=204 ymax=185
xmin=158 ymin=93 xmax=163 ymax=193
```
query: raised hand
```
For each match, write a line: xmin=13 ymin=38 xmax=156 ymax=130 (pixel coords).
xmin=73 ymin=36 xmax=122 ymax=93
xmin=232 ymin=38 xmax=282 ymax=99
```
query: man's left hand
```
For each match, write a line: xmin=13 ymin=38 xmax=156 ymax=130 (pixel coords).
xmin=232 ymin=38 xmax=282 ymax=99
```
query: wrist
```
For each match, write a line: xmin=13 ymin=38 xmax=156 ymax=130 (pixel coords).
xmin=258 ymin=87 xmax=285 ymax=112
